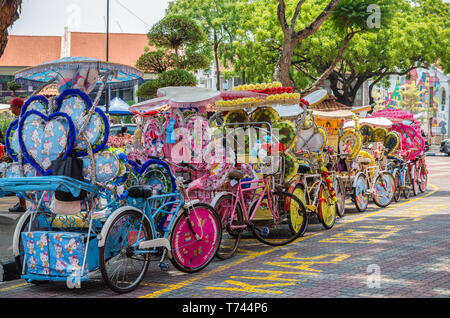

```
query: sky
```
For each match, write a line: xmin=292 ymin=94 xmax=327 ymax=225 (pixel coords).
xmin=10 ymin=0 xmax=172 ymax=36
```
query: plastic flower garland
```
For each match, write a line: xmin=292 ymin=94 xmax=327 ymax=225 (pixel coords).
xmin=320 ymin=166 xmax=337 ymax=203
xmin=232 ymin=82 xmax=282 ymax=91
xmin=107 ymin=133 xmax=133 ymax=149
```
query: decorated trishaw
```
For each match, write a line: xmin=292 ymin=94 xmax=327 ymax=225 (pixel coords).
xmin=0 ymin=58 xmax=221 ymax=293
xmin=337 ymin=115 xmax=396 ymax=212
xmin=371 ymin=109 xmax=427 ymax=199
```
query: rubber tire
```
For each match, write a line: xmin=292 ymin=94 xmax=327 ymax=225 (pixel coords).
xmin=214 ymin=194 xmax=244 ymax=260
xmin=251 ymin=191 xmax=307 ymax=246
xmin=373 ymin=172 xmax=395 ymax=208
xmin=170 ymin=203 xmax=221 ymax=273
xmin=392 ymin=169 xmax=401 ymax=202
xmin=334 ymin=178 xmax=346 ymax=218
xmin=99 ymin=209 xmax=152 ymax=294
xmin=353 ymin=174 xmax=369 ymax=212
xmin=317 ymin=184 xmax=337 ymax=229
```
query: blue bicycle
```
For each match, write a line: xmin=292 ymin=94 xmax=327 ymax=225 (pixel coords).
xmin=98 ymin=158 xmax=222 ymax=293
xmin=389 ymin=156 xmax=413 ymax=201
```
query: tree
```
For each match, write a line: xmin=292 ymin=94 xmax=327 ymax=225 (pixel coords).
xmin=136 ymin=15 xmax=210 ymax=74
xmin=137 ymin=69 xmax=198 ymax=99
xmin=7 ymin=80 xmax=21 ymax=95
xmin=273 ymin=0 xmax=340 ymax=89
xmin=168 ymin=0 xmax=245 ymax=90
xmin=0 ymin=0 xmax=22 ymax=57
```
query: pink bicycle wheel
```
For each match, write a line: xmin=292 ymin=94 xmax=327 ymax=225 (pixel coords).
xmin=170 ymin=204 xmax=221 ymax=273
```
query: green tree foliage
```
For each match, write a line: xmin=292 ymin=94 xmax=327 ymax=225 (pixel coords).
xmin=137 ymin=69 xmax=198 ymax=99
xmin=7 ymin=80 xmax=22 ymax=96
xmin=136 ymin=15 xmax=210 ymax=74
xmin=167 ymin=0 xmax=245 ymax=90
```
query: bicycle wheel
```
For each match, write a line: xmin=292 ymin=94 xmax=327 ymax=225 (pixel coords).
xmin=99 ymin=209 xmax=152 ymax=294
xmin=214 ymin=194 xmax=244 ymax=260
xmin=373 ymin=172 xmax=395 ymax=208
xmin=410 ymin=165 xmax=419 ymax=196
xmin=353 ymin=174 xmax=369 ymax=212
xmin=392 ymin=169 xmax=401 ymax=202
xmin=317 ymin=184 xmax=337 ymax=229
xmin=251 ymin=191 xmax=306 ymax=246
xmin=418 ymin=161 xmax=427 ymax=193
xmin=333 ymin=177 xmax=346 ymax=217
xmin=291 ymin=184 xmax=309 ymax=234
xmin=170 ymin=203 xmax=221 ymax=273
xmin=402 ymin=169 xmax=411 ymax=199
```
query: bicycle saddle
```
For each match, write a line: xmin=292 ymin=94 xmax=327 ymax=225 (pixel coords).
xmin=128 ymin=185 xmax=154 ymax=199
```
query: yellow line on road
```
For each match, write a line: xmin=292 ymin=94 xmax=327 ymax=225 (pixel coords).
xmin=0 ymin=282 xmax=28 ymax=292
xmin=139 ymin=183 xmax=439 ymax=298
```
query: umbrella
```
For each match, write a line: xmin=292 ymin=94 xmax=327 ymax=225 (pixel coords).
xmin=98 ymin=97 xmax=133 ymax=116
xmin=14 ymin=57 xmax=143 ymax=94
xmin=130 ymin=86 xmax=222 ymax=114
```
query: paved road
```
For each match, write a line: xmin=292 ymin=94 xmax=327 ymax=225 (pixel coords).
xmin=0 ymin=156 xmax=449 ymax=299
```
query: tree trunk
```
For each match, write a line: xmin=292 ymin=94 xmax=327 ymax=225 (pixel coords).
xmin=273 ymin=39 xmax=297 ymax=90
xmin=213 ymin=30 xmax=221 ymax=91
xmin=0 ymin=0 xmax=22 ymax=57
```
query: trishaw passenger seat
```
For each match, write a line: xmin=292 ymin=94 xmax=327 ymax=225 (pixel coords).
xmin=128 ymin=185 xmax=154 ymax=199
xmin=298 ymin=164 xmax=311 ymax=174
xmin=228 ymin=170 xmax=245 ymax=181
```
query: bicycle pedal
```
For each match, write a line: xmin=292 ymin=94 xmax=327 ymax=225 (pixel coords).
xmin=159 ymin=262 xmax=170 ymax=272
xmin=260 ymin=227 xmax=270 ymax=237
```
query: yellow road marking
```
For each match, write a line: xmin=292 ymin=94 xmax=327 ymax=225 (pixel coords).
xmin=139 ymin=183 xmax=439 ymax=298
xmin=0 ymin=282 xmax=28 ymax=292
xmin=0 ymin=184 xmax=439 ymax=296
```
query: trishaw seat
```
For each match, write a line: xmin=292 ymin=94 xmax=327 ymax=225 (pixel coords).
xmin=128 ymin=185 xmax=154 ymax=199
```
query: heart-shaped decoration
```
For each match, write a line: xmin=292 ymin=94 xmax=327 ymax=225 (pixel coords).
xmin=4 ymin=119 xmax=21 ymax=162
xmin=128 ymin=159 xmax=176 ymax=194
xmin=143 ymin=118 xmax=164 ymax=158
xmin=19 ymin=110 xmax=75 ymax=175
xmin=3 ymin=163 xmax=37 ymax=178
xmin=82 ymin=150 xmax=121 ymax=184
xmin=20 ymin=96 xmax=48 ymax=116
xmin=296 ymin=126 xmax=327 ymax=152
xmin=56 ymin=89 xmax=109 ymax=156
xmin=384 ymin=132 xmax=400 ymax=156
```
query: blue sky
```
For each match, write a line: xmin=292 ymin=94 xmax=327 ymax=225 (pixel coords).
xmin=10 ymin=0 xmax=172 ymax=36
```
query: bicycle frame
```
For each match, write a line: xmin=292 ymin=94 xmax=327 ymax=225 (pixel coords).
xmin=226 ymin=177 xmax=277 ymax=231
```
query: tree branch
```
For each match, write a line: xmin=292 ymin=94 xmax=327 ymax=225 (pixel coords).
xmin=296 ymin=0 xmax=340 ymax=41
xmin=290 ymin=0 xmax=306 ymax=32
xmin=277 ymin=0 xmax=289 ymax=36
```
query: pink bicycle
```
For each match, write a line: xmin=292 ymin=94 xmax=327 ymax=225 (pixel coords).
xmin=214 ymin=169 xmax=307 ymax=259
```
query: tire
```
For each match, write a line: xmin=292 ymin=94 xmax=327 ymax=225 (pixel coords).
xmin=251 ymin=191 xmax=307 ymax=246
xmin=402 ymin=169 xmax=411 ymax=199
xmin=373 ymin=172 xmax=395 ymax=208
xmin=333 ymin=177 xmax=346 ymax=217
xmin=392 ymin=169 xmax=401 ymax=202
xmin=170 ymin=203 xmax=221 ymax=273
xmin=410 ymin=165 xmax=419 ymax=196
xmin=214 ymin=194 xmax=244 ymax=260
xmin=291 ymin=184 xmax=309 ymax=234
xmin=418 ymin=162 xmax=427 ymax=193
xmin=353 ymin=174 xmax=369 ymax=212
xmin=99 ymin=209 xmax=152 ymax=294
xmin=317 ymin=184 xmax=337 ymax=229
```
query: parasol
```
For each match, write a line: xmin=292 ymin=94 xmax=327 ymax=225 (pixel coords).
xmin=14 ymin=57 xmax=143 ymax=94
xmin=98 ymin=97 xmax=133 ymax=115
xmin=130 ymin=86 xmax=222 ymax=114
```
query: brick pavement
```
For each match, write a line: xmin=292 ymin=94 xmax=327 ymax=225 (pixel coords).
xmin=0 ymin=156 xmax=448 ymax=298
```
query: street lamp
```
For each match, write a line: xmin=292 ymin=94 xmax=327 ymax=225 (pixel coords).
xmin=105 ymin=0 xmax=110 ymax=114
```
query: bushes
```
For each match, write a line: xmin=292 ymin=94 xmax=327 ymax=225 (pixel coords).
xmin=137 ymin=69 xmax=198 ymax=99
